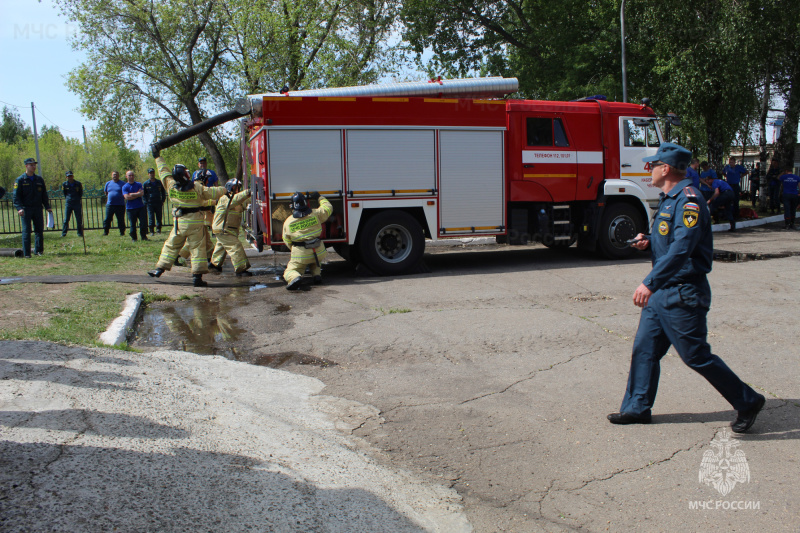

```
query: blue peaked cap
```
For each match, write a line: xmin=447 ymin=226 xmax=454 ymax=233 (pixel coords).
xmin=642 ymin=142 xmax=692 ymax=171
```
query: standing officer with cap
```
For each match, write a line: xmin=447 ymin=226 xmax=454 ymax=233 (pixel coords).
xmin=208 ymin=179 xmax=252 ymax=276
xmin=61 ymin=170 xmax=83 ymax=237
xmin=147 ymin=147 xmax=227 ymax=287
xmin=143 ymin=167 xmax=166 ymax=235
xmin=192 ymin=157 xmax=218 ymax=187
xmin=13 ymin=157 xmax=53 ymax=257
xmin=607 ymin=142 xmax=765 ymax=433
xmin=282 ymin=191 xmax=333 ymax=290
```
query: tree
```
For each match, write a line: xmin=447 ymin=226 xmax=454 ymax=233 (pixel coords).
xmin=401 ymin=0 xmax=622 ymax=100
xmin=0 ymin=107 xmax=31 ymax=145
xmin=59 ymin=0 xmax=404 ymax=182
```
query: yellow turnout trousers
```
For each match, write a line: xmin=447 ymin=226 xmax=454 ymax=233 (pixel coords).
xmin=284 ymin=255 xmax=322 ymax=284
xmin=211 ymin=230 xmax=250 ymax=273
xmin=156 ymin=218 xmax=211 ymax=274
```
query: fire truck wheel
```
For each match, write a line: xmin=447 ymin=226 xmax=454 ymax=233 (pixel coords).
xmin=358 ymin=210 xmax=424 ymax=275
xmin=598 ymin=203 xmax=643 ymax=259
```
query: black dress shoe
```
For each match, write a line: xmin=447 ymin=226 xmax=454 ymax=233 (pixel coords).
xmin=731 ymin=395 xmax=765 ymax=433
xmin=607 ymin=412 xmax=651 ymax=425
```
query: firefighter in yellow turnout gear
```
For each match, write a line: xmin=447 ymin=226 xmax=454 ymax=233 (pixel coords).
xmin=208 ymin=179 xmax=252 ymax=276
xmin=282 ymin=191 xmax=333 ymax=290
xmin=146 ymin=154 xmax=226 ymax=287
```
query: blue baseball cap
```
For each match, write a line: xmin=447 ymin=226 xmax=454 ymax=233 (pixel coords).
xmin=642 ymin=142 xmax=692 ymax=171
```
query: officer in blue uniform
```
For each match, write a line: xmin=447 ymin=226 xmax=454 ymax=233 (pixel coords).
xmin=61 ymin=170 xmax=83 ymax=237
xmin=13 ymin=157 xmax=53 ymax=257
xmin=607 ymin=143 xmax=765 ymax=433
xmin=143 ymin=168 xmax=166 ymax=234
xmin=702 ymin=174 xmax=736 ymax=231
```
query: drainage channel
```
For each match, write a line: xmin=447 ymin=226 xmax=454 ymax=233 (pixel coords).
xmin=713 ymin=250 xmax=800 ymax=262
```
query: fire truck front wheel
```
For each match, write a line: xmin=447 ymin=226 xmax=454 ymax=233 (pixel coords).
xmin=598 ymin=203 xmax=644 ymax=259
xmin=358 ymin=210 xmax=424 ymax=275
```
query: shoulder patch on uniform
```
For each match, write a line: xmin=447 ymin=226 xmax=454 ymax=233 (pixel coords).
xmin=684 ymin=202 xmax=700 ymax=211
xmin=683 ymin=210 xmax=699 ymax=228
xmin=683 ymin=186 xmax=698 ymax=198
xmin=658 ymin=220 xmax=669 ymax=235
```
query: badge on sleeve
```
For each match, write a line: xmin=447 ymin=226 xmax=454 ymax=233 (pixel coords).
xmin=683 ymin=209 xmax=699 ymax=228
xmin=658 ymin=220 xmax=669 ymax=235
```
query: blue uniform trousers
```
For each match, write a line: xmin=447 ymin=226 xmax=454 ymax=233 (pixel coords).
xmin=620 ymin=281 xmax=760 ymax=418
xmin=20 ymin=208 xmax=44 ymax=256
xmin=769 ymin=181 xmax=782 ymax=211
xmin=104 ymin=204 xmax=126 ymax=235
xmin=730 ymin=183 xmax=740 ymax=218
xmin=62 ymin=202 xmax=83 ymax=236
xmin=709 ymin=189 xmax=735 ymax=224
xmin=146 ymin=202 xmax=163 ymax=232
xmin=126 ymin=206 xmax=148 ymax=240
xmin=782 ymin=193 xmax=798 ymax=226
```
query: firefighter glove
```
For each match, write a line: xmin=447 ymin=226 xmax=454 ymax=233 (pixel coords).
xmin=309 ymin=191 xmax=321 ymax=200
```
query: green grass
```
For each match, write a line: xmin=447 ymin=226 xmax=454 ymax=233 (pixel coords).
xmin=0 ymin=230 xmax=167 ymax=277
xmin=0 ymin=282 xmax=132 ymax=346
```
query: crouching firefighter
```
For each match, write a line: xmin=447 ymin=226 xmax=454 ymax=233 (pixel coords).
xmin=282 ymin=191 xmax=333 ymax=290
xmin=208 ymin=179 xmax=252 ymax=276
xmin=147 ymin=149 xmax=226 ymax=287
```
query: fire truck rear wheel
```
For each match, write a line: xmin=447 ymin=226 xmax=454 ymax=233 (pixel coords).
xmin=358 ymin=211 xmax=424 ymax=275
xmin=598 ymin=203 xmax=643 ymax=259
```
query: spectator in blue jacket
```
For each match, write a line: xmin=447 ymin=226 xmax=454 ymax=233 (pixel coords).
xmin=779 ymin=168 xmax=800 ymax=229
xmin=122 ymin=170 xmax=148 ymax=241
xmin=143 ymin=168 xmax=167 ymax=235
xmin=13 ymin=157 xmax=53 ymax=257
xmin=699 ymin=161 xmax=717 ymax=201
xmin=686 ymin=158 xmax=701 ymax=189
xmin=192 ymin=156 xmax=218 ymax=187
xmin=723 ymin=157 xmax=748 ymax=219
xmin=61 ymin=170 xmax=83 ymax=237
xmin=701 ymin=173 xmax=736 ymax=231
xmin=103 ymin=171 xmax=126 ymax=236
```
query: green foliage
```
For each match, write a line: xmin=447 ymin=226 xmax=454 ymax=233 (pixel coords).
xmin=0 ymin=107 xmax=31 ymax=145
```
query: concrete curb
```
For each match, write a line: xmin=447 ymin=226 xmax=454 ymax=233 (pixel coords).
xmin=712 ymin=213 xmax=793 ymax=232
xmin=98 ymin=292 xmax=143 ymax=346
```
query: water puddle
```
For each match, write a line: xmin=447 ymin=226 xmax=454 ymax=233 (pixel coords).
xmin=132 ymin=292 xmax=335 ymax=369
xmin=133 ymin=297 xmax=246 ymax=357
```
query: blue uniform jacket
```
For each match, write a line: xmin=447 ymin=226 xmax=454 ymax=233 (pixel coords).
xmin=62 ymin=180 xmax=83 ymax=205
xmin=13 ymin=173 xmax=51 ymax=210
xmin=143 ymin=179 xmax=166 ymax=205
xmin=643 ymin=179 xmax=712 ymax=293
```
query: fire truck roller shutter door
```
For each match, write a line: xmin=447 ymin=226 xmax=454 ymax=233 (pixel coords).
xmin=357 ymin=210 xmax=424 ymax=275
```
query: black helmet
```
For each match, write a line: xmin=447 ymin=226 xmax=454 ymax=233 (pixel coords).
xmin=290 ymin=192 xmax=312 ymax=218
xmin=225 ymin=179 xmax=240 ymax=194
xmin=172 ymin=164 xmax=189 ymax=185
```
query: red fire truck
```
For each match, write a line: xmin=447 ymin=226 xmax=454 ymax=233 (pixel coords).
xmin=153 ymin=77 xmax=674 ymax=275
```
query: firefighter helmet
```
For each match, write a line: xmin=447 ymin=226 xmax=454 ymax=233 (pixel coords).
xmin=290 ymin=192 xmax=312 ymax=218
xmin=225 ymin=179 xmax=240 ymax=193
xmin=172 ymin=164 xmax=190 ymax=186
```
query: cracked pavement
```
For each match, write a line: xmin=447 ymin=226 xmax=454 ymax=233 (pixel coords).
xmin=229 ymin=225 xmax=799 ymax=532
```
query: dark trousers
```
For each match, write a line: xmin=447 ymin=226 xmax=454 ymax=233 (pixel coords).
xmin=731 ymin=183 xmax=740 ymax=218
xmin=127 ymin=207 xmax=148 ymax=240
xmin=20 ymin=208 xmax=44 ymax=256
xmin=104 ymin=204 xmax=126 ymax=235
xmin=62 ymin=203 xmax=83 ymax=236
xmin=783 ymin=193 xmax=799 ymax=226
xmin=750 ymin=185 xmax=758 ymax=207
xmin=620 ymin=282 xmax=760 ymax=418
xmin=709 ymin=189 xmax=735 ymax=226
xmin=147 ymin=203 xmax=163 ymax=232
xmin=769 ymin=182 xmax=782 ymax=211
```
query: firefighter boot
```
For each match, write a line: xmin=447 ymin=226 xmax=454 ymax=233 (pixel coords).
xmin=208 ymin=261 xmax=222 ymax=272
xmin=148 ymin=268 xmax=164 ymax=278
xmin=193 ymin=274 xmax=207 ymax=287
xmin=313 ymin=275 xmax=322 ymax=285
xmin=235 ymin=270 xmax=252 ymax=277
xmin=286 ymin=277 xmax=302 ymax=291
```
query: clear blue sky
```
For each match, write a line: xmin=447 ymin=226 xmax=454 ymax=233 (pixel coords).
xmin=0 ymin=0 xmax=103 ymax=143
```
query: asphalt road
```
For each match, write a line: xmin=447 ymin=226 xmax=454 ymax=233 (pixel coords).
xmin=228 ymin=224 xmax=799 ymax=532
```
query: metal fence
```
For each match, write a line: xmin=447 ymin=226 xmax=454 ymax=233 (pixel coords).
xmin=0 ymin=189 xmax=173 ymax=235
